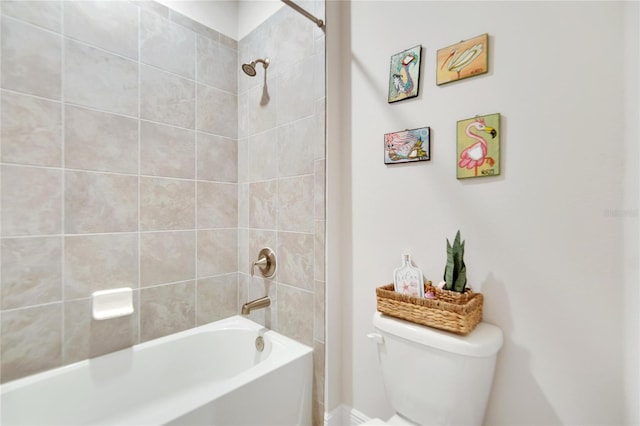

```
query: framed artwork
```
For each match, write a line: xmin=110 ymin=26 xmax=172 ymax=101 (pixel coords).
xmin=388 ymin=45 xmax=422 ymax=103
xmin=437 ymin=33 xmax=488 ymax=85
xmin=456 ymin=113 xmax=500 ymax=179
xmin=384 ymin=126 xmax=430 ymax=164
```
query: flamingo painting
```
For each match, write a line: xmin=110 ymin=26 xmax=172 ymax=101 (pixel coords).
xmin=457 ymin=114 xmax=501 ymax=179
xmin=437 ymin=34 xmax=488 ymax=85
xmin=388 ymin=45 xmax=422 ymax=102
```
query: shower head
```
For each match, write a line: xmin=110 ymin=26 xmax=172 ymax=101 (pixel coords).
xmin=241 ymin=58 xmax=270 ymax=77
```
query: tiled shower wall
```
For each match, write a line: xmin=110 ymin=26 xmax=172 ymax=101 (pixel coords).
xmin=0 ymin=1 xmax=243 ymax=382
xmin=237 ymin=3 xmax=326 ymax=423
xmin=0 ymin=2 xmax=327 ymax=418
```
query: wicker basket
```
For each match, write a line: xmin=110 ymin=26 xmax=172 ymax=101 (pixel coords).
xmin=376 ymin=283 xmax=483 ymax=335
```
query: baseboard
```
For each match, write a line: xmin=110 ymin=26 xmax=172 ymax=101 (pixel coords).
xmin=325 ymin=404 xmax=371 ymax=426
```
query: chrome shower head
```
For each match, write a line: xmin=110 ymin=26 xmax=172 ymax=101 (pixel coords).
xmin=241 ymin=58 xmax=270 ymax=77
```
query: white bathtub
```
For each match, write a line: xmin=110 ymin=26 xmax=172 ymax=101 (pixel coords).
xmin=0 ymin=315 xmax=313 ymax=425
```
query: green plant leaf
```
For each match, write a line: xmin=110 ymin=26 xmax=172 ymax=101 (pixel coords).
xmin=443 ymin=230 xmax=467 ymax=293
xmin=444 ymin=239 xmax=454 ymax=290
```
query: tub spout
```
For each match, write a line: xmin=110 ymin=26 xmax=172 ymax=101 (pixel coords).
xmin=241 ymin=296 xmax=271 ymax=315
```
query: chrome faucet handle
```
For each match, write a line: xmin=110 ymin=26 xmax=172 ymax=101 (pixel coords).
xmin=250 ymin=247 xmax=276 ymax=278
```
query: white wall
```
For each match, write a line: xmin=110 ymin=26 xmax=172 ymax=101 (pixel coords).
xmin=154 ymin=0 xmax=283 ymax=41
xmin=154 ymin=0 xmax=239 ymax=39
xmin=327 ymin=1 xmax=639 ymax=424
xmin=622 ymin=2 xmax=640 ymax=424
xmin=237 ymin=0 xmax=283 ymax=40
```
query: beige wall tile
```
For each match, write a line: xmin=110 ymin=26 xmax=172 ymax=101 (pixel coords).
xmin=238 ymin=184 xmax=249 ymax=228
xmin=313 ymin=38 xmax=325 ymax=102
xmin=248 ymin=129 xmax=278 ymax=182
xmin=245 ymin=275 xmax=277 ymax=329
xmin=277 ymin=58 xmax=314 ymax=126
xmin=278 ymin=175 xmax=314 ymax=233
xmin=141 ymin=231 xmax=195 ymax=287
xmin=1 ymin=1 xmax=61 ymax=32
xmin=219 ymin=33 xmax=237 ymax=50
xmin=197 ymin=229 xmax=237 ymax=277
xmin=65 ymin=171 xmax=137 ymax=234
xmin=169 ymin=10 xmax=219 ymax=41
xmin=64 ymin=233 xmax=138 ymax=300
xmin=196 ymin=133 xmax=237 ymax=182
xmin=1 ymin=237 xmax=62 ymax=310
xmin=315 ymin=159 xmax=326 ymax=219
xmin=1 ymin=165 xmax=62 ymax=237
xmin=0 ymin=2 xmax=325 ymax=390
xmin=249 ymin=180 xmax=277 ymax=230
xmin=141 ymin=10 xmax=195 ymax=79
xmin=65 ymin=39 xmax=138 ymax=117
xmin=196 ymin=275 xmax=238 ymax=325
xmin=1 ymin=90 xmax=62 ymax=167
xmin=1 ymin=16 xmax=61 ymax=100
xmin=247 ymin=77 xmax=276 ymax=136
xmin=197 ymin=35 xmax=237 ymax=94
xmin=64 ymin=1 xmax=138 ymax=60
xmin=1 ymin=304 xmax=62 ymax=383
xmin=315 ymin=219 xmax=326 ymax=282
xmin=238 ymin=94 xmax=248 ymax=140
xmin=141 ymin=65 xmax=195 ymax=129
xmin=63 ymin=295 xmax=138 ymax=365
xmin=197 ymin=84 xmax=237 ymax=139
xmin=237 ymin=138 xmax=248 ymax=183
xmin=140 ymin=177 xmax=195 ymax=231
xmin=248 ymin=229 xmax=276 ymax=279
xmin=277 ymin=231 xmax=314 ymax=291
xmin=314 ymin=98 xmax=326 ymax=160
xmin=132 ymin=1 xmax=168 ymax=19
xmin=238 ymin=23 xmax=278 ymax=96
xmin=314 ymin=280 xmax=325 ymax=342
xmin=238 ymin=228 xmax=249 ymax=276
xmin=141 ymin=120 xmax=195 ymax=179
xmin=276 ymin=284 xmax=313 ymax=346
xmin=274 ymin=7 xmax=314 ymax=71
xmin=197 ymin=182 xmax=238 ymax=229
xmin=140 ymin=281 xmax=195 ymax=342
xmin=65 ymin=105 xmax=138 ymax=174
xmin=313 ymin=340 xmax=326 ymax=424
xmin=277 ymin=117 xmax=314 ymax=178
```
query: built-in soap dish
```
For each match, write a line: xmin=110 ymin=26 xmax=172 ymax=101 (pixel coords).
xmin=91 ymin=288 xmax=134 ymax=320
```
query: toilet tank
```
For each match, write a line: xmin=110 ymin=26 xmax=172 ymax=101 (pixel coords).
xmin=372 ymin=312 xmax=503 ymax=426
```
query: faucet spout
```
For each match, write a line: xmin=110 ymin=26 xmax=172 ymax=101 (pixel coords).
xmin=241 ymin=296 xmax=271 ymax=315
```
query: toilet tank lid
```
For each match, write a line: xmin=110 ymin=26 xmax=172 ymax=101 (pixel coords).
xmin=373 ymin=312 xmax=503 ymax=357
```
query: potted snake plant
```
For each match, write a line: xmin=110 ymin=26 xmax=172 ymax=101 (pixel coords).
xmin=443 ymin=230 xmax=467 ymax=293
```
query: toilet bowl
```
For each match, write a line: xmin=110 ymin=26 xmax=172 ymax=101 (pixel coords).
xmin=367 ymin=312 xmax=503 ymax=425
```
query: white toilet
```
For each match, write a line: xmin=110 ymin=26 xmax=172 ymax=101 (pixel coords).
xmin=366 ymin=312 xmax=503 ymax=425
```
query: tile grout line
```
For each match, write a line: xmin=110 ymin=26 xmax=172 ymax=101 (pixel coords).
xmin=0 ymin=9 xmax=3 ymax=383
xmin=194 ymin=32 xmax=199 ymax=327
xmin=60 ymin=0 xmax=66 ymax=367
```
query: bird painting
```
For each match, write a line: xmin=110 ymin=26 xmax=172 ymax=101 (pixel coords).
xmin=392 ymin=53 xmax=417 ymax=96
xmin=437 ymin=34 xmax=488 ymax=85
xmin=457 ymin=114 xmax=501 ymax=178
xmin=440 ymin=43 xmax=483 ymax=80
xmin=388 ymin=45 xmax=422 ymax=102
